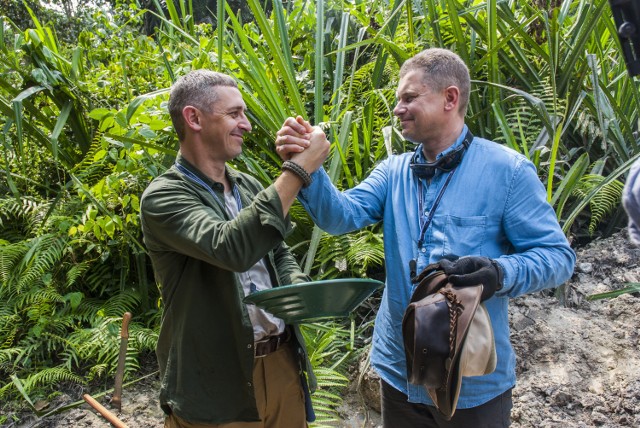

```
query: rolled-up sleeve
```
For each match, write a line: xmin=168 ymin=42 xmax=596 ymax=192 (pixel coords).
xmin=495 ymin=159 xmax=576 ymax=297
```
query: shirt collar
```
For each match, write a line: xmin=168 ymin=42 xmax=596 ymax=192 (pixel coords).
xmin=175 ymin=152 xmax=244 ymax=188
xmin=414 ymin=125 xmax=469 ymax=163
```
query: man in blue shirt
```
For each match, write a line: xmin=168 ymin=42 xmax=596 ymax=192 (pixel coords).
xmin=275 ymin=48 xmax=576 ymax=427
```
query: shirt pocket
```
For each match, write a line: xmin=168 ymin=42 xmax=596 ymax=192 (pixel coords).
xmin=443 ymin=215 xmax=487 ymax=257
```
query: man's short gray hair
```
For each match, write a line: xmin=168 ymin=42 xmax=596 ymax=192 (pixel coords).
xmin=399 ymin=48 xmax=470 ymax=116
xmin=168 ymin=70 xmax=238 ymax=141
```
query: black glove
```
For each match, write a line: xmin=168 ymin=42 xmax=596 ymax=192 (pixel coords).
xmin=438 ymin=256 xmax=503 ymax=301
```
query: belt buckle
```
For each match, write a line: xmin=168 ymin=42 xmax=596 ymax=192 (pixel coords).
xmin=254 ymin=336 xmax=275 ymax=358
xmin=254 ymin=328 xmax=291 ymax=358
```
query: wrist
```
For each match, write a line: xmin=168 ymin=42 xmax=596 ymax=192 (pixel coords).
xmin=281 ymin=160 xmax=312 ymax=187
xmin=490 ymin=259 xmax=504 ymax=291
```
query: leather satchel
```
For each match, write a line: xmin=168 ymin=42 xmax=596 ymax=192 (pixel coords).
xmin=402 ymin=268 xmax=496 ymax=420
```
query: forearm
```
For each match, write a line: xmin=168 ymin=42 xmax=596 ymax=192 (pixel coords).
xmin=497 ymin=244 xmax=575 ymax=297
xmin=496 ymin=161 xmax=576 ymax=296
xmin=274 ymin=169 xmax=307 ymax=215
xmin=298 ymin=167 xmax=385 ymax=235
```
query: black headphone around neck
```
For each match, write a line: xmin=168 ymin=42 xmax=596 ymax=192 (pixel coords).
xmin=410 ymin=130 xmax=474 ymax=179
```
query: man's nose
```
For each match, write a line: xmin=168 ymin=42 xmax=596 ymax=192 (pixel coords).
xmin=393 ymin=102 xmax=405 ymax=117
xmin=239 ymin=116 xmax=252 ymax=132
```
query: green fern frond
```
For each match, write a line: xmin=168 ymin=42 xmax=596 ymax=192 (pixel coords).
xmin=65 ymin=261 xmax=91 ymax=289
xmin=130 ymin=327 xmax=159 ymax=352
xmin=101 ymin=289 xmax=141 ymax=317
xmin=41 ymin=330 xmax=75 ymax=351
xmin=311 ymin=369 xmax=349 ymax=388
xmin=16 ymin=234 xmax=67 ymax=291
xmin=15 ymin=286 xmax=64 ymax=310
xmin=17 ymin=366 xmax=84 ymax=396
xmin=0 ymin=240 xmax=29 ymax=287
xmin=0 ymin=347 xmax=21 ymax=365
xmin=0 ymin=196 xmax=40 ymax=220
xmin=0 ymin=196 xmax=51 ymax=240
xmin=572 ymin=174 xmax=624 ymax=234
xmin=315 ymin=228 xmax=384 ymax=280
xmin=346 ymin=230 xmax=384 ymax=276
xmin=72 ymin=297 xmax=108 ymax=322
xmin=309 ymin=366 xmax=349 ymax=426
xmin=0 ymin=379 xmax=16 ymax=401
xmin=70 ymin=132 xmax=115 ymax=188
xmin=0 ymin=319 xmax=19 ymax=349
xmin=298 ymin=321 xmax=352 ymax=425
xmin=84 ymin=262 xmax=115 ymax=293
xmin=86 ymin=363 xmax=108 ymax=382
xmin=64 ymin=312 xmax=149 ymax=380
xmin=69 ymin=316 xmax=119 ymax=358
xmin=502 ymin=78 xmax=567 ymax=158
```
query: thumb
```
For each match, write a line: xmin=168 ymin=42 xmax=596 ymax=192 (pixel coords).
xmin=296 ymin=115 xmax=314 ymax=133
xmin=438 ymin=258 xmax=464 ymax=275
xmin=446 ymin=273 xmax=466 ymax=286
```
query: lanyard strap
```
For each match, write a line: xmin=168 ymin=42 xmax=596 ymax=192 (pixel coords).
xmin=415 ymin=129 xmax=473 ymax=248
xmin=175 ymin=163 xmax=242 ymax=210
xmin=417 ymin=170 xmax=456 ymax=248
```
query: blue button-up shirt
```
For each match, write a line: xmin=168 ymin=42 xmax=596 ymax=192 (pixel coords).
xmin=298 ymin=126 xmax=575 ymax=408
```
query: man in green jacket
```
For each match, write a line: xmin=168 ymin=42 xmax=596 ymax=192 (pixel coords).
xmin=140 ymin=70 xmax=329 ymax=427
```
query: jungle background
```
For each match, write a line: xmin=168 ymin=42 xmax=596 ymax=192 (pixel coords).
xmin=1 ymin=0 xmax=639 ymax=426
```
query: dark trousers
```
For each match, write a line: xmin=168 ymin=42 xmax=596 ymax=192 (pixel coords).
xmin=380 ymin=379 xmax=512 ymax=428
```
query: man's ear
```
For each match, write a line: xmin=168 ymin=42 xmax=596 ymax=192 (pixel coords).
xmin=182 ymin=106 xmax=202 ymax=131
xmin=443 ymin=86 xmax=460 ymax=112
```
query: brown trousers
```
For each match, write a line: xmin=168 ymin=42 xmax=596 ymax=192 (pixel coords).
xmin=164 ymin=343 xmax=307 ymax=428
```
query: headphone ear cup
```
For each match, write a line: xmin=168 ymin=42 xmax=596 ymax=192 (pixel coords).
xmin=410 ymin=146 xmax=436 ymax=179
xmin=411 ymin=163 xmax=435 ymax=180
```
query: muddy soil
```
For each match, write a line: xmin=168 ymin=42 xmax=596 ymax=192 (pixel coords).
xmin=5 ymin=230 xmax=640 ymax=428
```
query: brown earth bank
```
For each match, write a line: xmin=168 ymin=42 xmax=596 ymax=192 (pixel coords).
xmin=4 ymin=230 xmax=640 ymax=428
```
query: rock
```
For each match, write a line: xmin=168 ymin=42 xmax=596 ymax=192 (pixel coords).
xmin=578 ymin=262 xmax=593 ymax=273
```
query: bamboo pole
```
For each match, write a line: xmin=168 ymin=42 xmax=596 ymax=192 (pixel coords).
xmin=82 ymin=394 xmax=129 ymax=428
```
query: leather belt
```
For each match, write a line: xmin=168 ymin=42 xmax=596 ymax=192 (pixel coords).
xmin=254 ymin=328 xmax=291 ymax=358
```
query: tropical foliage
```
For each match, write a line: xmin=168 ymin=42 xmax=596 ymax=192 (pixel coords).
xmin=1 ymin=0 xmax=639 ymax=424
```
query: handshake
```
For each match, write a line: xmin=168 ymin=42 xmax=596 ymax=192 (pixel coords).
xmin=275 ymin=116 xmax=331 ymax=183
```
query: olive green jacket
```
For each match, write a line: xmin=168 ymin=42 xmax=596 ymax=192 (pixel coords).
xmin=140 ymin=154 xmax=316 ymax=424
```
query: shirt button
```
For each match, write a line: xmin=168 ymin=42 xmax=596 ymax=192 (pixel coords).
xmin=247 ymin=382 xmax=252 ymax=387
xmin=421 ymin=248 xmax=427 ymax=253
xmin=247 ymin=344 xmax=252 ymax=349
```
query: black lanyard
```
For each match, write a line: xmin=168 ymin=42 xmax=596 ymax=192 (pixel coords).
xmin=416 ymin=170 xmax=456 ymax=248
xmin=175 ymin=163 xmax=242 ymax=210
xmin=414 ymin=130 xmax=473 ymax=248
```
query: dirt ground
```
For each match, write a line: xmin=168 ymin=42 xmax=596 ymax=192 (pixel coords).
xmin=5 ymin=230 xmax=640 ymax=427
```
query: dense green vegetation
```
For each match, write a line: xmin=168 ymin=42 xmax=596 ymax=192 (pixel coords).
xmin=1 ymin=0 xmax=638 ymax=425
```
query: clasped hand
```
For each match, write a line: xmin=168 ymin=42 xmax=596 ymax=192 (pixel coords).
xmin=276 ymin=116 xmax=330 ymax=174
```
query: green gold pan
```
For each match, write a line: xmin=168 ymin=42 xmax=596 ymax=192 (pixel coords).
xmin=243 ymin=278 xmax=384 ymax=323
